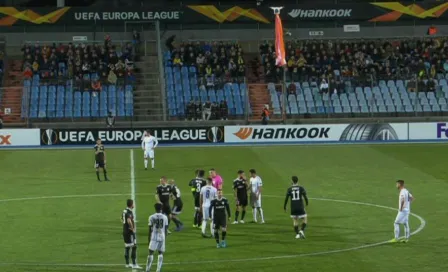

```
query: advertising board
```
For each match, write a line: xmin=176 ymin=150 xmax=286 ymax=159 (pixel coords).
xmin=0 ymin=129 xmax=40 ymax=147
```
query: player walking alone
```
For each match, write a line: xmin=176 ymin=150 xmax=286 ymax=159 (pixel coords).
xmin=209 ymin=189 xmax=231 ymax=248
xmin=283 ymin=176 xmax=308 ymax=239
xmin=146 ymin=203 xmax=169 ymax=272
xmin=142 ymin=130 xmax=158 ymax=170
xmin=390 ymin=180 xmax=414 ymax=243
xmin=94 ymin=138 xmax=109 ymax=181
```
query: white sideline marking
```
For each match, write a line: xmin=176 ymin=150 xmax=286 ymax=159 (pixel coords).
xmin=0 ymin=194 xmax=426 ymax=267
xmin=130 ymin=149 xmax=138 ymax=263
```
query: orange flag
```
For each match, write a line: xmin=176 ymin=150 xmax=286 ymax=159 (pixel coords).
xmin=275 ymin=14 xmax=286 ymax=67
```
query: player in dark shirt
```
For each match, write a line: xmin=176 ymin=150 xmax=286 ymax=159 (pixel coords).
xmin=188 ymin=169 xmax=207 ymax=228
xmin=209 ymin=189 xmax=231 ymax=248
xmin=121 ymin=199 xmax=140 ymax=269
xmin=169 ymin=179 xmax=184 ymax=232
xmin=232 ymin=170 xmax=249 ymax=224
xmin=284 ymin=176 xmax=309 ymax=239
xmin=94 ymin=138 xmax=109 ymax=182
xmin=156 ymin=176 xmax=173 ymax=233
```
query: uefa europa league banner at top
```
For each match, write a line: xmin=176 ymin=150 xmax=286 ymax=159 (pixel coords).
xmin=1 ymin=2 xmax=448 ymax=26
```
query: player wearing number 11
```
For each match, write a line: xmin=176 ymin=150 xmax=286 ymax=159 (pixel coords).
xmin=284 ymin=176 xmax=308 ymax=239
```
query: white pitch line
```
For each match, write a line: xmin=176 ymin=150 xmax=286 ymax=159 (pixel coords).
xmin=0 ymin=195 xmax=426 ymax=268
xmin=130 ymin=149 xmax=138 ymax=265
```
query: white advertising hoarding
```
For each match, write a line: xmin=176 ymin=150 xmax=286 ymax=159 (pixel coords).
xmin=0 ymin=129 xmax=40 ymax=147
xmin=408 ymin=122 xmax=448 ymax=140
xmin=224 ymin=124 xmax=408 ymax=143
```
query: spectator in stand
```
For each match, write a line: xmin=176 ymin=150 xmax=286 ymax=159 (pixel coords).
xmin=195 ymin=100 xmax=202 ymax=120
xmin=106 ymin=111 xmax=115 ymax=128
xmin=319 ymin=78 xmax=329 ymax=94
xmin=0 ymin=109 xmax=3 ymax=129
xmin=186 ymin=100 xmax=196 ymax=120
xmin=211 ymin=102 xmax=219 ymax=120
xmin=261 ymin=105 xmax=270 ymax=125
xmin=202 ymin=100 xmax=212 ymax=120
xmin=427 ymin=78 xmax=436 ymax=92
xmin=173 ymin=54 xmax=182 ymax=67
xmin=91 ymin=79 xmax=101 ymax=96
xmin=418 ymin=79 xmax=427 ymax=92
xmin=23 ymin=67 xmax=33 ymax=79
xmin=132 ymin=29 xmax=141 ymax=55
xmin=220 ymin=100 xmax=228 ymax=120
xmin=407 ymin=78 xmax=417 ymax=92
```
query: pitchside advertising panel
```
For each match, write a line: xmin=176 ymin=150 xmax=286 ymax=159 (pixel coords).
xmin=0 ymin=129 xmax=40 ymax=147
xmin=408 ymin=122 xmax=448 ymax=140
xmin=224 ymin=124 xmax=409 ymax=143
xmin=40 ymin=127 xmax=224 ymax=145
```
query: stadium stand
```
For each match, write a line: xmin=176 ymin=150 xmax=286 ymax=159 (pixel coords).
xmin=164 ymin=41 xmax=249 ymax=119
xmin=260 ymin=39 xmax=448 ymax=116
xmin=21 ymin=41 xmax=136 ymax=119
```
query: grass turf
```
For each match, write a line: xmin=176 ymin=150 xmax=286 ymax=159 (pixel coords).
xmin=0 ymin=144 xmax=447 ymax=272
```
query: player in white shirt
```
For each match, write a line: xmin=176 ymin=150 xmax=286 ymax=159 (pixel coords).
xmin=141 ymin=130 xmax=158 ymax=170
xmin=390 ymin=180 xmax=414 ymax=243
xmin=146 ymin=203 xmax=169 ymax=272
xmin=200 ymin=178 xmax=217 ymax=238
xmin=249 ymin=169 xmax=265 ymax=224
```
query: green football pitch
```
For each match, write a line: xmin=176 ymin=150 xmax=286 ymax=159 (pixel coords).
xmin=0 ymin=144 xmax=447 ymax=272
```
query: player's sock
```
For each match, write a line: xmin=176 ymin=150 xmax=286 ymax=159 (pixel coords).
xmin=201 ymin=220 xmax=207 ymax=234
xmin=146 ymin=255 xmax=153 ymax=272
xmin=96 ymin=171 xmax=100 ymax=181
xmin=172 ymin=217 xmax=181 ymax=228
xmin=157 ymin=254 xmax=163 ymax=271
xmin=222 ymin=231 xmax=227 ymax=241
xmin=394 ymin=223 xmax=400 ymax=239
xmin=214 ymin=231 xmax=220 ymax=244
xmin=301 ymin=223 xmax=307 ymax=231
xmin=252 ymin=208 xmax=257 ymax=222
xmin=103 ymin=169 xmax=108 ymax=180
xmin=151 ymin=159 xmax=155 ymax=169
xmin=258 ymin=208 xmax=265 ymax=222
xmin=241 ymin=210 xmax=246 ymax=220
xmin=131 ymin=246 xmax=137 ymax=265
xmin=404 ymin=221 xmax=410 ymax=239
xmin=144 ymin=159 xmax=148 ymax=169
xmin=194 ymin=211 xmax=198 ymax=226
xmin=124 ymin=247 xmax=130 ymax=265
xmin=234 ymin=211 xmax=239 ymax=222
xmin=294 ymin=225 xmax=299 ymax=234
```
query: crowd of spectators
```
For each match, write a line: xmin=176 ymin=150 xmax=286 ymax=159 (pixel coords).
xmin=185 ymin=99 xmax=228 ymax=121
xmin=169 ymin=41 xmax=246 ymax=88
xmin=261 ymin=38 xmax=448 ymax=92
xmin=22 ymin=35 xmax=136 ymax=91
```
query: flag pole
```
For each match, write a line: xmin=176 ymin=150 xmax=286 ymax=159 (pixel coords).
xmin=271 ymin=7 xmax=287 ymax=122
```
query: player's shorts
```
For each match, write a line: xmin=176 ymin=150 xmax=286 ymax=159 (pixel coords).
xmin=236 ymin=195 xmax=248 ymax=207
xmin=395 ymin=211 xmax=410 ymax=224
xmin=123 ymin=232 xmax=136 ymax=247
xmin=162 ymin=204 xmax=171 ymax=216
xmin=149 ymin=240 xmax=165 ymax=253
xmin=250 ymin=193 xmax=262 ymax=208
xmin=213 ymin=215 xmax=227 ymax=229
xmin=172 ymin=203 xmax=183 ymax=215
xmin=144 ymin=150 xmax=155 ymax=159
xmin=95 ymin=160 xmax=105 ymax=168
xmin=290 ymin=207 xmax=307 ymax=219
xmin=194 ymin=195 xmax=200 ymax=209
xmin=202 ymin=205 xmax=212 ymax=220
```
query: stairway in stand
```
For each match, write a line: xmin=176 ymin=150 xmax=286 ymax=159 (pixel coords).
xmin=133 ymin=56 xmax=163 ymax=121
xmin=248 ymin=84 xmax=271 ymax=121
xmin=0 ymin=59 xmax=24 ymax=124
